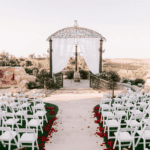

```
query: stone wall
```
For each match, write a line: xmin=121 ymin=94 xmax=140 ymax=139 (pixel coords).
xmin=90 ymin=74 xmax=109 ymax=90
xmin=54 ymin=72 xmax=63 ymax=88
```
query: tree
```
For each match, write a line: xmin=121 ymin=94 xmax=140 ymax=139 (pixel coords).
xmin=99 ymin=71 xmax=120 ymax=98
xmin=0 ymin=50 xmax=9 ymax=66
xmin=107 ymin=71 xmax=120 ymax=98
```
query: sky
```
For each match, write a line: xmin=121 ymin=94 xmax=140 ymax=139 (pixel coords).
xmin=0 ymin=0 xmax=150 ymax=58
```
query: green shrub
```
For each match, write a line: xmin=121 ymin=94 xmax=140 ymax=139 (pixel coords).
xmin=134 ymin=78 xmax=145 ymax=85
xmin=79 ymin=70 xmax=89 ymax=79
xmin=32 ymin=67 xmax=39 ymax=75
xmin=26 ymin=60 xmax=32 ymax=66
xmin=26 ymin=81 xmax=37 ymax=89
xmin=107 ymin=71 xmax=121 ymax=82
xmin=122 ymin=79 xmax=128 ymax=83
xmin=36 ymin=69 xmax=55 ymax=89
xmin=99 ymin=71 xmax=109 ymax=80
xmin=19 ymin=58 xmax=25 ymax=61
xmin=128 ymin=79 xmax=135 ymax=85
xmin=66 ymin=71 xmax=74 ymax=79
xmin=25 ymin=68 xmax=33 ymax=75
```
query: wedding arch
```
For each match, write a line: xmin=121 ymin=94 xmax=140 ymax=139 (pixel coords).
xmin=46 ymin=21 xmax=106 ymax=79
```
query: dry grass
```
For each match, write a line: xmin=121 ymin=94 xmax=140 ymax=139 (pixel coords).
xmin=102 ymin=58 xmax=150 ymax=80
xmin=17 ymin=56 xmax=150 ymax=81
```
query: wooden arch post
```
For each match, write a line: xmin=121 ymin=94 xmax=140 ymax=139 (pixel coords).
xmin=49 ymin=38 xmax=53 ymax=78
xmin=99 ymin=38 xmax=103 ymax=73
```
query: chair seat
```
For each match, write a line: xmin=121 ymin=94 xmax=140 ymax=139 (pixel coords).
xmin=137 ymin=130 xmax=150 ymax=139
xmin=3 ymin=118 xmax=19 ymax=125
xmin=125 ymin=120 xmax=142 ymax=127
xmin=105 ymin=119 xmax=120 ymax=127
xmin=34 ymin=111 xmax=46 ymax=116
xmin=19 ymin=133 xmax=38 ymax=143
xmin=15 ymin=110 xmax=27 ymax=116
xmin=101 ymin=104 xmax=111 ymax=108
xmin=27 ymin=119 xmax=42 ymax=126
xmin=102 ymin=111 xmax=114 ymax=117
xmin=35 ymin=103 xmax=45 ymax=107
xmin=21 ymin=103 xmax=31 ymax=107
xmin=114 ymin=111 xmax=127 ymax=116
xmin=137 ymin=102 xmax=147 ymax=107
xmin=130 ymin=110 xmax=142 ymax=115
xmin=125 ymin=103 xmax=134 ymax=107
xmin=143 ymin=119 xmax=150 ymax=125
xmin=114 ymin=132 xmax=133 ymax=142
xmin=0 ymin=131 xmax=17 ymax=140
xmin=113 ymin=104 xmax=122 ymax=107
xmin=8 ymin=103 xmax=18 ymax=107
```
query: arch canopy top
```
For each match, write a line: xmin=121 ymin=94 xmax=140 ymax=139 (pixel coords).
xmin=46 ymin=21 xmax=106 ymax=41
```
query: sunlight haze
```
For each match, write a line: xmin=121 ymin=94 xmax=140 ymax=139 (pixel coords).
xmin=0 ymin=0 xmax=150 ymax=58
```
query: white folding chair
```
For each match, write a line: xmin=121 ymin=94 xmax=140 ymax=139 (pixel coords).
xmin=17 ymin=128 xmax=39 ymax=150
xmin=100 ymin=107 xmax=115 ymax=126
xmin=103 ymin=94 xmax=112 ymax=99
xmin=11 ymin=105 xmax=27 ymax=126
xmin=135 ymin=116 xmax=150 ymax=150
xmin=19 ymin=98 xmax=32 ymax=113
xmin=104 ymin=114 xmax=122 ymax=139
xmin=125 ymin=113 xmax=144 ymax=129
xmin=113 ymin=105 xmax=129 ymax=121
xmin=2 ymin=112 xmax=19 ymax=131
xmin=113 ymin=127 xmax=138 ymax=150
xmin=32 ymin=98 xmax=45 ymax=108
xmin=25 ymin=115 xmax=43 ymax=133
xmin=0 ymin=127 xmax=19 ymax=150
xmin=32 ymin=106 xmax=48 ymax=126
xmin=99 ymin=98 xmax=112 ymax=114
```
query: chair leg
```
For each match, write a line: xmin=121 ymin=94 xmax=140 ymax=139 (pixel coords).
xmin=40 ymin=125 xmax=43 ymax=133
xmin=119 ymin=141 xmax=121 ymax=150
xmin=104 ymin=126 xmax=106 ymax=133
xmin=144 ymin=139 xmax=146 ymax=150
xmin=36 ymin=139 xmax=39 ymax=150
xmin=45 ymin=114 xmax=48 ymax=122
xmin=32 ymin=141 xmax=34 ymax=150
xmin=113 ymin=139 xmax=117 ymax=149
xmin=14 ymin=137 xmax=19 ymax=148
xmin=133 ymin=139 xmax=135 ymax=150
xmin=8 ymin=140 xmax=11 ymax=150
xmin=1 ymin=140 xmax=5 ymax=147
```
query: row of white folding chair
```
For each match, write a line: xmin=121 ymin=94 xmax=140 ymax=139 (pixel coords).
xmin=12 ymin=103 xmax=46 ymax=130
xmin=9 ymin=105 xmax=44 ymax=133
xmin=1 ymin=97 xmax=32 ymax=113
xmin=113 ymin=117 xmax=150 ymax=150
xmin=99 ymin=97 xmax=133 ymax=122
xmin=100 ymin=97 xmax=148 ymax=130
xmin=0 ymin=108 xmax=43 ymax=134
xmin=0 ymin=98 xmax=44 ymax=126
xmin=0 ymin=127 xmax=39 ymax=150
xmin=1 ymin=97 xmax=47 ymax=127
xmin=112 ymin=107 xmax=150 ymax=150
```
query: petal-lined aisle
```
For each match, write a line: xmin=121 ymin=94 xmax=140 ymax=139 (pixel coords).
xmin=43 ymin=79 xmax=128 ymax=150
xmin=44 ymin=98 xmax=105 ymax=150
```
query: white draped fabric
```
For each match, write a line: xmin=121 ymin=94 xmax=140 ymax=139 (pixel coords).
xmin=78 ymin=38 xmax=100 ymax=74
xmin=51 ymin=38 xmax=100 ymax=75
xmin=52 ymin=38 xmax=74 ymax=74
